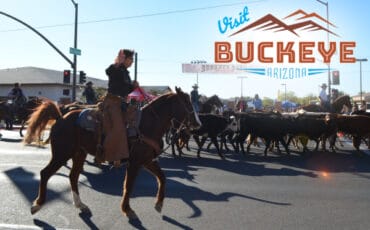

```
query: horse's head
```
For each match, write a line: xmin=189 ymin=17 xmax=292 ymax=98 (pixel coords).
xmin=210 ymin=95 xmax=223 ymax=108
xmin=174 ymin=87 xmax=202 ymax=129
xmin=333 ymin=95 xmax=352 ymax=112
xmin=342 ymin=95 xmax=352 ymax=110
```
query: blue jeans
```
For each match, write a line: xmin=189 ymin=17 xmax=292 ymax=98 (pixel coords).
xmin=192 ymin=102 xmax=199 ymax=113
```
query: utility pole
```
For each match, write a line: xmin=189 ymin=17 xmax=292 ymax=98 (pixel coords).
xmin=316 ymin=0 xmax=331 ymax=101
xmin=355 ymin=58 xmax=368 ymax=103
xmin=191 ymin=60 xmax=207 ymax=86
xmin=71 ymin=0 xmax=78 ymax=102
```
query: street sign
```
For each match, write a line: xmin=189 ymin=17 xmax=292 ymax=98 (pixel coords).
xmin=69 ymin=47 xmax=81 ymax=56
xmin=182 ymin=63 xmax=245 ymax=74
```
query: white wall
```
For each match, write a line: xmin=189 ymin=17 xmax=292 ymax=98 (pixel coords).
xmin=0 ymin=85 xmax=83 ymax=103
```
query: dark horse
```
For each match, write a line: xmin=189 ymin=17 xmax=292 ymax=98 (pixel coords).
xmin=2 ymin=98 xmax=42 ymax=136
xmin=301 ymin=95 xmax=352 ymax=113
xmin=26 ymin=87 xmax=201 ymax=219
xmin=199 ymin=95 xmax=223 ymax=113
xmin=0 ymin=101 xmax=12 ymax=129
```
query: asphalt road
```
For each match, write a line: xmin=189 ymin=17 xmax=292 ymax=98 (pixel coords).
xmin=1 ymin=128 xmax=370 ymax=230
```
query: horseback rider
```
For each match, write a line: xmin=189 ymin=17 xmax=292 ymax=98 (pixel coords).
xmin=98 ymin=49 xmax=139 ymax=166
xmin=82 ymin=81 xmax=97 ymax=105
xmin=8 ymin=83 xmax=27 ymax=108
xmin=191 ymin=84 xmax=200 ymax=113
xmin=319 ymin=83 xmax=330 ymax=111
xmin=252 ymin=94 xmax=263 ymax=111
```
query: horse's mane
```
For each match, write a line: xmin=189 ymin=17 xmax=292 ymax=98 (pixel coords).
xmin=334 ymin=95 xmax=349 ymax=103
xmin=24 ymin=101 xmax=62 ymax=144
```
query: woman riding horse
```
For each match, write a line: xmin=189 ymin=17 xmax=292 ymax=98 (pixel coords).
xmin=26 ymin=87 xmax=201 ymax=219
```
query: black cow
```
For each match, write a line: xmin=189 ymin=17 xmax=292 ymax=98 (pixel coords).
xmin=285 ymin=112 xmax=337 ymax=152
xmin=191 ymin=113 xmax=236 ymax=159
xmin=235 ymin=112 xmax=293 ymax=156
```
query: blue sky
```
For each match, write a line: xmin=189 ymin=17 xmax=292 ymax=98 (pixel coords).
xmin=1 ymin=0 xmax=369 ymax=99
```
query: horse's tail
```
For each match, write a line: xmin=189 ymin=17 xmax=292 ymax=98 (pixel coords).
xmin=23 ymin=101 xmax=62 ymax=145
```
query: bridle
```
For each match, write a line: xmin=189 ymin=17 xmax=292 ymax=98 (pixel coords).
xmin=175 ymin=94 xmax=197 ymax=128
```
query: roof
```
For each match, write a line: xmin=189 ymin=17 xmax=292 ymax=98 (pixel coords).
xmin=0 ymin=66 xmax=107 ymax=88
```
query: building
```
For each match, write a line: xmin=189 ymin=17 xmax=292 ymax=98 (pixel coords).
xmin=0 ymin=66 xmax=171 ymax=104
xmin=352 ymin=92 xmax=370 ymax=104
xmin=0 ymin=66 xmax=107 ymax=104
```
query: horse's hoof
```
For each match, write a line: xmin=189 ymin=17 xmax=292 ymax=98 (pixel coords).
xmin=31 ymin=204 xmax=42 ymax=215
xmin=125 ymin=210 xmax=138 ymax=219
xmin=155 ymin=202 xmax=163 ymax=213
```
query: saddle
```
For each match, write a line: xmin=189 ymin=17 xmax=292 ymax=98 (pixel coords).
xmin=77 ymin=94 xmax=161 ymax=164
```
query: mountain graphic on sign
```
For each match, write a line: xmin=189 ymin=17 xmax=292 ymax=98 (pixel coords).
xmin=229 ymin=9 xmax=338 ymax=37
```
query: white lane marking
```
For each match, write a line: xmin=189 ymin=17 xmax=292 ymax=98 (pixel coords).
xmin=0 ymin=148 xmax=50 ymax=155
xmin=0 ymin=223 xmax=78 ymax=230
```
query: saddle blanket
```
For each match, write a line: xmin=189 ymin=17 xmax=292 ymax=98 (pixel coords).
xmin=76 ymin=107 xmax=142 ymax=136
xmin=76 ymin=108 xmax=99 ymax=131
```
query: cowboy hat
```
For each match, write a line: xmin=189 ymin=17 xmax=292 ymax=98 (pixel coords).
xmin=192 ymin=84 xmax=198 ymax=89
xmin=320 ymin=83 xmax=327 ymax=88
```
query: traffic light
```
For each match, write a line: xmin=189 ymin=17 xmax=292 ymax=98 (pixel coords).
xmin=332 ymin=70 xmax=340 ymax=85
xmin=63 ymin=70 xmax=71 ymax=83
xmin=79 ymin=71 xmax=86 ymax=84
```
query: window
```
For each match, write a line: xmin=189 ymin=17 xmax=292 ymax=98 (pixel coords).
xmin=63 ymin=89 xmax=70 ymax=96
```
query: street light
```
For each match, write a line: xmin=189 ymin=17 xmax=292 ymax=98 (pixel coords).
xmin=316 ymin=0 xmax=331 ymax=101
xmin=191 ymin=60 xmax=207 ymax=86
xmin=355 ymin=58 xmax=368 ymax=103
xmin=71 ymin=0 xmax=78 ymax=102
xmin=281 ymin=83 xmax=287 ymax=102
xmin=237 ymin=76 xmax=248 ymax=98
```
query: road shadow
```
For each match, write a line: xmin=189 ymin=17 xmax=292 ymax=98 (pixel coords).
xmin=245 ymin=148 xmax=370 ymax=174
xmin=159 ymin=152 xmax=318 ymax=179
xmin=77 ymin=160 xmax=291 ymax=220
xmin=167 ymin=140 xmax=370 ymax=176
xmin=33 ymin=219 xmax=56 ymax=230
xmin=0 ymin=137 xmax=23 ymax=142
xmin=4 ymin=167 xmax=71 ymax=204
xmin=162 ymin=215 xmax=193 ymax=230
xmin=78 ymin=212 xmax=99 ymax=230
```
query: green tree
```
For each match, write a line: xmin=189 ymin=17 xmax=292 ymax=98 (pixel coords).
xmin=262 ymin=97 xmax=274 ymax=107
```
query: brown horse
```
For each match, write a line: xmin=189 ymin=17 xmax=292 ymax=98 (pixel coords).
xmin=26 ymin=87 xmax=201 ymax=219
xmin=301 ymin=95 xmax=352 ymax=113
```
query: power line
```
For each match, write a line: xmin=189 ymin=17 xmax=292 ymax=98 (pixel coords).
xmin=1 ymin=1 xmax=264 ymax=32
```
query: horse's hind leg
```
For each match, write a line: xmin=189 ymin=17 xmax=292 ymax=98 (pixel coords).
xmin=144 ymin=160 xmax=166 ymax=213
xmin=19 ymin=120 xmax=25 ymax=137
xmin=31 ymin=156 xmax=68 ymax=214
xmin=70 ymin=151 xmax=90 ymax=213
xmin=121 ymin=162 xmax=140 ymax=219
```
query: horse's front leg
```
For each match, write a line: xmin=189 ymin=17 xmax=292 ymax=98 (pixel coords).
xmin=70 ymin=151 xmax=90 ymax=213
xmin=121 ymin=163 xmax=140 ymax=219
xmin=31 ymin=155 xmax=68 ymax=214
xmin=144 ymin=160 xmax=166 ymax=213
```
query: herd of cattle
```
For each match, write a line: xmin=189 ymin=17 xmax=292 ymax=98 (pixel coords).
xmin=1 ymin=98 xmax=370 ymax=160
xmin=168 ymin=110 xmax=370 ymax=159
